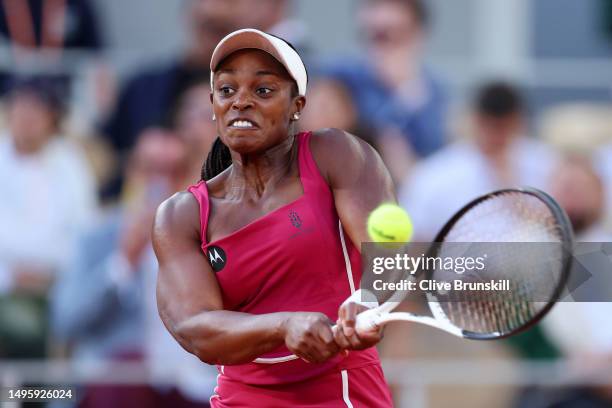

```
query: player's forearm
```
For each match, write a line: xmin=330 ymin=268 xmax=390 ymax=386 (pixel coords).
xmin=174 ymin=310 xmax=291 ymax=365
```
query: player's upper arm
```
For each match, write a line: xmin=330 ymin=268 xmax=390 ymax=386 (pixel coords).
xmin=152 ymin=191 xmax=223 ymax=337
xmin=310 ymin=128 xmax=396 ymax=248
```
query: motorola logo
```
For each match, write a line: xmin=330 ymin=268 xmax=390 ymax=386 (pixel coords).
xmin=207 ymin=246 xmax=227 ymax=272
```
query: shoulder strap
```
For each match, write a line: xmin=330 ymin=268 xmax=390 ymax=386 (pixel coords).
xmin=297 ymin=131 xmax=330 ymax=194
xmin=187 ymin=180 xmax=210 ymax=247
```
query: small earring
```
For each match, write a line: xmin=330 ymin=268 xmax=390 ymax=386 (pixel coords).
xmin=292 ymin=113 xmax=300 ymax=121
xmin=212 ymin=114 xmax=216 ymax=121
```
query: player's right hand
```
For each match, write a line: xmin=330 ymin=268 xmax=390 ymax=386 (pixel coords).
xmin=334 ymin=301 xmax=383 ymax=351
xmin=282 ymin=312 xmax=340 ymax=363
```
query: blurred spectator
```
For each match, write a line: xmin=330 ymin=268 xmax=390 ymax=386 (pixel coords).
xmin=237 ymin=0 xmax=309 ymax=55
xmin=538 ymin=102 xmax=612 ymax=231
xmin=515 ymin=155 xmax=612 ymax=408
xmin=300 ymin=79 xmax=358 ymax=133
xmin=0 ymin=77 xmax=96 ymax=358
xmin=0 ymin=0 xmax=104 ymax=98
xmin=400 ymin=81 xmax=557 ymax=240
xmin=51 ymin=130 xmax=184 ymax=362
xmin=595 ymin=144 xmax=612 ymax=230
xmin=309 ymin=0 xmax=446 ymax=183
xmin=0 ymin=0 xmax=102 ymax=51
xmin=539 ymin=103 xmax=612 ymax=153
xmin=52 ymin=129 xmax=213 ymax=407
xmin=172 ymin=81 xmax=216 ymax=185
xmin=545 ymin=154 xmax=612 ymax=339
xmin=101 ymin=0 xmax=242 ymax=156
xmin=549 ymin=154 xmax=608 ymax=241
xmin=99 ymin=0 xmax=258 ymax=200
xmin=142 ymin=84 xmax=219 ymax=404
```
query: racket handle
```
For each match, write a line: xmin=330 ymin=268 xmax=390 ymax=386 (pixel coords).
xmin=331 ymin=307 xmax=382 ymax=335
xmin=354 ymin=307 xmax=382 ymax=334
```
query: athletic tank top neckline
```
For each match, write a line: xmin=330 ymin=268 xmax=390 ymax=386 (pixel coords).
xmin=201 ymin=132 xmax=311 ymax=249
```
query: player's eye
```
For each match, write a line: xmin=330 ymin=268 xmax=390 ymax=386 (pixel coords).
xmin=218 ymin=86 xmax=235 ymax=96
xmin=256 ymin=87 xmax=273 ymax=96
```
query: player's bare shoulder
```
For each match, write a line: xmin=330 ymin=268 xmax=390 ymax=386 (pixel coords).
xmin=310 ymin=128 xmax=383 ymax=186
xmin=153 ymin=191 xmax=201 ymax=245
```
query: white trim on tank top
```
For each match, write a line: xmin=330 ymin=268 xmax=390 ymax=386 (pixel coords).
xmin=252 ymin=221 xmax=355 ymax=364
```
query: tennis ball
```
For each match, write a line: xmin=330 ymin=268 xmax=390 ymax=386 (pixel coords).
xmin=367 ymin=203 xmax=413 ymax=243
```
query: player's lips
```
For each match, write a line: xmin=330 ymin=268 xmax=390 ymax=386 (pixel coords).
xmin=227 ymin=118 xmax=259 ymax=129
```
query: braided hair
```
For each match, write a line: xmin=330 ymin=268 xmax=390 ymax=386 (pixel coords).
xmin=201 ymin=137 xmax=232 ymax=180
xmin=201 ymin=36 xmax=305 ymax=181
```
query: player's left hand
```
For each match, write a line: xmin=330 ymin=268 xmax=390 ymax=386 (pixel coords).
xmin=334 ymin=301 xmax=383 ymax=351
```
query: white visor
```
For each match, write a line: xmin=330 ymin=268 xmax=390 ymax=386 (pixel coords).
xmin=210 ymin=28 xmax=307 ymax=96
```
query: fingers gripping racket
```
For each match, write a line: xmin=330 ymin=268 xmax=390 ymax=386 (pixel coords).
xmin=353 ymin=187 xmax=573 ymax=340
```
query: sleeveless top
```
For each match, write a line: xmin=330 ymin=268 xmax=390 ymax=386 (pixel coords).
xmin=188 ymin=131 xmax=380 ymax=386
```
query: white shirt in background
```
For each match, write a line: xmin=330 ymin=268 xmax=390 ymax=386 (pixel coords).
xmin=0 ymin=135 xmax=96 ymax=292
xmin=542 ymin=227 xmax=612 ymax=356
xmin=594 ymin=144 xmax=612 ymax=229
xmin=399 ymin=137 xmax=557 ymax=240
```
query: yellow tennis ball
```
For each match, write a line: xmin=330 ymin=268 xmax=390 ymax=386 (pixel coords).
xmin=367 ymin=203 xmax=413 ymax=243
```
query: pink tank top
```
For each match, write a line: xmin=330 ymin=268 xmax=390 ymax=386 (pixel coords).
xmin=188 ymin=131 xmax=379 ymax=385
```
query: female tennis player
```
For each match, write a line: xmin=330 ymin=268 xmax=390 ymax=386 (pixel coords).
xmin=153 ymin=28 xmax=395 ymax=407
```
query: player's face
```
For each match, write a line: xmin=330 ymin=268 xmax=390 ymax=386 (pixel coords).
xmin=211 ymin=49 xmax=304 ymax=155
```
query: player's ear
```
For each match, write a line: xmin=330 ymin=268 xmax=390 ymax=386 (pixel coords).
xmin=291 ymin=95 xmax=306 ymax=121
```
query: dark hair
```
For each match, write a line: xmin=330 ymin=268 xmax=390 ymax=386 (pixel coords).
xmin=201 ymin=137 xmax=232 ymax=180
xmin=7 ymin=75 xmax=69 ymax=131
xmin=364 ymin=0 xmax=428 ymax=26
xmin=8 ymin=76 xmax=67 ymax=114
xmin=201 ymin=36 xmax=304 ymax=181
xmin=474 ymin=81 xmax=523 ymax=118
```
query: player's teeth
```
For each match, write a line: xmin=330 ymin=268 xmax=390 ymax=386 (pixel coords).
xmin=233 ymin=120 xmax=253 ymax=128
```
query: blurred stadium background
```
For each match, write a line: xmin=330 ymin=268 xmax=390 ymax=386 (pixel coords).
xmin=1 ymin=0 xmax=612 ymax=407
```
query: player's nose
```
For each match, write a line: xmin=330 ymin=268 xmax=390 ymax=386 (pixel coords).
xmin=231 ymin=89 xmax=254 ymax=111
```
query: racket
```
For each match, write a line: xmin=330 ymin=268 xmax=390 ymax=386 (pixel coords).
xmin=254 ymin=187 xmax=573 ymax=363
xmin=352 ymin=187 xmax=574 ymax=340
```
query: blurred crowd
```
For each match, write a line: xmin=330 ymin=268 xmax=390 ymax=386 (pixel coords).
xmin=0 ymin=0 xmax=612 ymax=407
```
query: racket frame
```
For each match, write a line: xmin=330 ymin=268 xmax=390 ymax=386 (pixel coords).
xmin=355 ymin=187 xmax=574 ymax=340
xmin=427 ymin=187 xmax=574 ymax=340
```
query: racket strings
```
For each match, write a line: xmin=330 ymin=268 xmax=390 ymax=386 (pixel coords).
xmin=444 ymin=193 xmax=562 ymax=243
xmin=431 ymin=192 xmax=566 ymax=336
xmin=438 ymin=280 xmax=538 ymax=334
